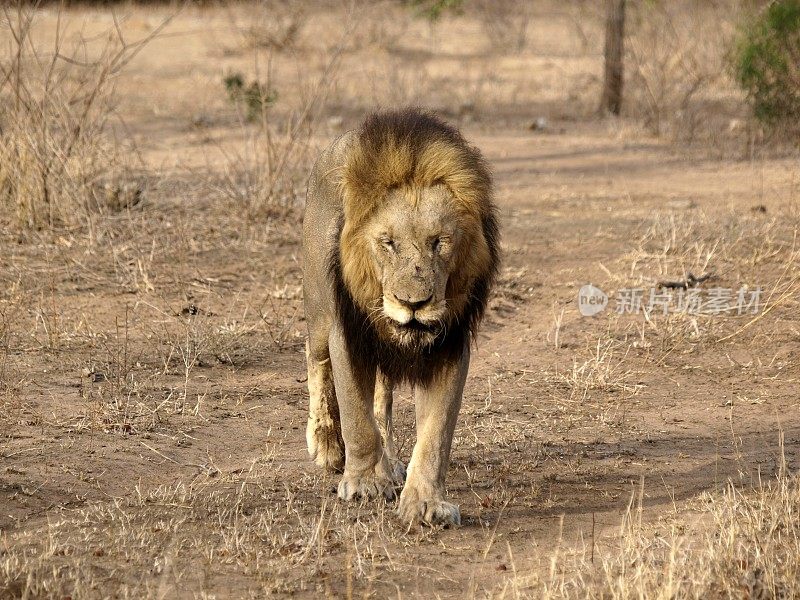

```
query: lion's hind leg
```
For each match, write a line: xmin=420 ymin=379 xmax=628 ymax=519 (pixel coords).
xmin=306 ymin=340 xmax=345 ymax=472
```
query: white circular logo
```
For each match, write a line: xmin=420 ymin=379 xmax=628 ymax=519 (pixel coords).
xmin=578 ymin=284 xmax=608 ymax=316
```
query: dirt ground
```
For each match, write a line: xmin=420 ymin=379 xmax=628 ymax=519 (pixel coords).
xmin=2 ymin=2 xmax=800 ymax=598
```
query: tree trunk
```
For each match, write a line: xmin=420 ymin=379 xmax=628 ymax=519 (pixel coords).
xmin=601 ymin=0 xmax=625 ymax=116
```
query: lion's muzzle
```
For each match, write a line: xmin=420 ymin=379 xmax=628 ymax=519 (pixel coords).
xmin=382 ymin=292 xmax=446 ymax=329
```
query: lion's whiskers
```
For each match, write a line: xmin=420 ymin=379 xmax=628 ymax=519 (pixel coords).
xmin=366 ymin=300 xmax=386 ymax=324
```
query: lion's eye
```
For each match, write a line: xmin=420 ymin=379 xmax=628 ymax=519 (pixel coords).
xmin=380 ymin=237 xmax=395 ymax=252
xmin=432 ymin=236 xmax=449 ymax=252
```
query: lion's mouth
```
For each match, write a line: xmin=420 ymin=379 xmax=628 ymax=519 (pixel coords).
xmin=393 ymin=318 xmax=438 ymax=334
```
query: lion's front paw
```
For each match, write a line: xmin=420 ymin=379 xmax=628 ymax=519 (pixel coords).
xmin=307 ymin=417 xmax=344 ymax=472
xmin=398 ymin=484 xmax=461 ymax=527
xmin=337 ymin=469 xmax=398 ymax=502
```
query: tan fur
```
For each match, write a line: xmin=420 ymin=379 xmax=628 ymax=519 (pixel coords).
xmin=305 ymin=342 xmax=344 ymax=471
xmin=303 ymin=109 xmax=498 ymax=526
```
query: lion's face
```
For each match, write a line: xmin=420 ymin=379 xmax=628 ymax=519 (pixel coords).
xmin=364 ymin=184 xmax=461 ymax=346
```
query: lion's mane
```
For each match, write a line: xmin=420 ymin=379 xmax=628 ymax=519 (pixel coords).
xmin=329 ymin=109 xmax=499 ymax=385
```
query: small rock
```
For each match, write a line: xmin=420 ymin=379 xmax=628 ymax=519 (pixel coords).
xmin=528 ymin=117 xmax=548 ymax=131
xmin=181 ymin=304 xmax=201 ymax=316
xmin=82 ymin=369 xmax=106 ymax=383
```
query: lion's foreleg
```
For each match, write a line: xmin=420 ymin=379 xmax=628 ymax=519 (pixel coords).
xmin=399 ymin=348 xmax=469 ymax=527
xmin=329 ymin=326 xmax=400 ymax=501
xmin=374 ymin=370 xmax=406 ymax=482
xmin=306 ymin=341 xmax=344 ymax=472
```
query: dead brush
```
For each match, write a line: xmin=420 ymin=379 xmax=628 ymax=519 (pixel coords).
xmin=625 ymin=1 xmax=735 ymax=139
xmin=73 ymin=303 xmax=217 ymax=434
xmin=74 ymin=288 xmax=302 ymax=435
xmin=212 ymin=8 xmax=352 ymax=221
xmin=257 ymin=285 xmax=304 ymax=351
xmin=628 ymin=210 xmax=797 ymax=282
xmin=213 ymin=60 xmax=341 ymax=220
xmin=632 ymin=310 xmax=716 ymax=360
xmin=628 ymin=212 xmax=719 ymax=280
xmin=77 ymin=306 xmax=159 ymax=434
xmin=0 ymin=295 xmax=25 ymax=406
xmin=0 ymin=3 xmax=168 ymax=232
xmin=472 ymin=0 xmax=532 ymax=54
xmin=568 ymin=0 xmax=604 ymax=55
xmin=347 ymin=0 xmax=411 ymax=51
xmin=224 ymin=0 xmax=307 ymax=52
xmin=618 ymin=210 xmax=800 ymax=354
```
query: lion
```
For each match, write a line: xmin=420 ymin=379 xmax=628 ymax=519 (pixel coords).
xmin=302 ymin=108 xmax=499 ymax=526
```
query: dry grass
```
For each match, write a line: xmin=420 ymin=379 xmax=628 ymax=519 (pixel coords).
xmin=3 ymin=432 xmax=797 ymax=598
xmin=594 ymin=204 xmax=800 ymax=361
xmin=0 ymin=450 xmax=438 ymax=598
xmin=550 ymin=338 xmax=643 ymax=402
xmin=631 ymin=210 xmax=800 ymax=277
xmin=497 ymin=441 xmax=800 ymax=599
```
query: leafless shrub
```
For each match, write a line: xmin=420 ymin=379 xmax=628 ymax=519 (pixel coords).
xmin=625 ymin=1 xmax=736 ymax=139
xmin=238 ymin=1 xmax=307 ymax=51
xmin=347 ymin=1 xmax=411 ymax=51
xmin=0 ymin=3 xmax=168 ymax=231
xmin=428 ymin=60 xmax=498 ymax=119
xmin=364 ymin=53 xmax=432 ymax=108
xmin=213 ymin=15 xmax=351 ymax=220
xmin=568 ymin=0 xmax=605 ymax=54
xmin=473 ymin=0 xmax=532 ymax=53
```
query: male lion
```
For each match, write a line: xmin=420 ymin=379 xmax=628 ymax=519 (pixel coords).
xmin=302 ymin=108 xmax=499 ymax=526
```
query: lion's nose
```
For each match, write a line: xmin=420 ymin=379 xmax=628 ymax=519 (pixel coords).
xmin=394 ymin=294 xmax=433 ymax=312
